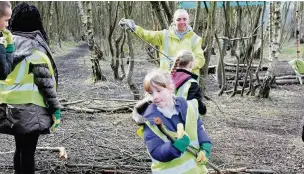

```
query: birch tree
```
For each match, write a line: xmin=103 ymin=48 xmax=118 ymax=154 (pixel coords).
xmin=259 ymin=2 xmax=281 ymax=98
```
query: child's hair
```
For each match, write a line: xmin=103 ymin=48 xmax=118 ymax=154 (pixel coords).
xmin=9 ymin=2 xmax=48 ymax=43
xmin=170 ymin=50 xmax=194 ymax=75
xmin=144 ymin=69 xmax=174 ymax=94
xmin=0 ymin=1 xmax=11 ymax=18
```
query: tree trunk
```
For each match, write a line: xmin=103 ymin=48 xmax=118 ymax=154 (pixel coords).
xmin=150 ymin=1 xmax=168 ymax=29
xmin=123 ymin=2 xmax=140 ymax=100
xmin=193 ymin=1 xmax=201 ymax=34
xmin=77 ymin=1 xmax=87 ymax=41
xmin=200 ymin=2 xmax=216 ymax=96
xmin=259 ymin=2 xmax=281 ymax=98
xmin=85 ymin=1 xmax=106 ymax=82
xmin=160 ymin=1 xmax=173 ymax=24
xmin=48 ymin=1 xmax=54 ymax=45
xmin=54 ymin=2 xmax=61 ymax=48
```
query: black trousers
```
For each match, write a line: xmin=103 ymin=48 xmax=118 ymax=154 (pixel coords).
xmin=14 ymin=134 xmax=39 ymax=174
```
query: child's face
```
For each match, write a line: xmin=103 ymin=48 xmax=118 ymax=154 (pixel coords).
xmin=0 ymin=7 xmax=11 ymax=31
xmin=148 ymin=82 xmax=174 ymax=109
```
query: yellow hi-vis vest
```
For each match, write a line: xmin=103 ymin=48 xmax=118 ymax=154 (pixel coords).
xmin=176 ymin=78 xmax=198 ymax=99
xmin=0 ymin=50 xmax=55 ymax=107
xmin=144 ymin=100 xmax=208 ymax=174
xmin=160 ymin=30 xmax=200 ymax=73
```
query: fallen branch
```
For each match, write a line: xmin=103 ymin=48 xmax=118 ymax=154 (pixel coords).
xmin=36 ymin=147 xmax=68 ymax=160
xmin=0 ymin=150 xmax=14 ymax=155
xmin=65 ymin=163 xmax=150 ymax=170
xmin=61 ymin=100 xmax=84 ymax=106
xmin=208 ymin=167 xmax=275 ymax=174
xmin=62 ymin=106 xmax=99 ymax=113
xmin=93 ymin=98 xmax=138 ymax=102
xmin=88 ymin=106 xmax=132 ymax=113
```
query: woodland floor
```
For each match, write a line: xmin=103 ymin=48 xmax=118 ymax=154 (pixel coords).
xmin=0 ymin=42 xmax=303 ymax=174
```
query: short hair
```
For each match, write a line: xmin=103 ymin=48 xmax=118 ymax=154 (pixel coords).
xmin=143 ymin=69 xmax=174 ymax=94
xmin=173 ymin=9 xmax=189 ymax=22
xmin=9 ymin=2 xmax=48 ymax=43
xmin=0 ymin=1 xmax=11 ymax=18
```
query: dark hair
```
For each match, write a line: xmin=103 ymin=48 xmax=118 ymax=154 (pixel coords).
xmin=9 ymin=2 xmax=48 ymax=43
xmin=0 ymin=1 xmax=11 ymax=18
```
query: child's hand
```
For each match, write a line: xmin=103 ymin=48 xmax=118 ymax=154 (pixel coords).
xmin=2 ymin=29 xmax=13 ymax=45
xmin=173 ymin=134 xmax=190 ymax=152
xmin=196 ymin=150 xmax=208 ymax=165
xmin=51 ymin=109 xmax=61 ymax=132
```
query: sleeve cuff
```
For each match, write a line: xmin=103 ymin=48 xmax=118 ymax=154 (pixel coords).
xmin=6 ymin=44 xmax=15 ymax=53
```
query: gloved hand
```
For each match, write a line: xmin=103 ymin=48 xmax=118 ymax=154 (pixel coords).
xmin=196 ymin=150 xmax=208 ymax=165
xmin=1 ymin=29 xmax=14 ymax=53
xmin=118 ymin=18 xmax=135 ymax=31
xmin=173 ymin=134 xmax=190 ymax=153
xmin=2 ymin=29 xmax=13 ymax=45
xmin=0 ymin=37 xmax=5 ymax=46
xmin=200 ymin=142 xmax=212 ymax=158
xmin=51 ymin=109 xmax=61 ymax=132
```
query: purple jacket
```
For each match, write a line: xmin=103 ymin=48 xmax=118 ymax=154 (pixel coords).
xmin=142 ymin=97 xmax=211 ymax=162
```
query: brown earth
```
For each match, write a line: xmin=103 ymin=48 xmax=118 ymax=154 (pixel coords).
xmin=0 ymin=43 xmax=303 ymax=174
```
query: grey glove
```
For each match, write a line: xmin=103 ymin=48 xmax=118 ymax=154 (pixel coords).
xmin=118 ymin=18 xmax=135 ymax=31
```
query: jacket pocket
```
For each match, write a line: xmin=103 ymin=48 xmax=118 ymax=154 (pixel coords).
xmin=0 ymin=104 xmax=15 ymax=134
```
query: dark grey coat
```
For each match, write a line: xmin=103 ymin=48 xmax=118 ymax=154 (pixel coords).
xmin=0 ymin=31 xmax=61 ymax=135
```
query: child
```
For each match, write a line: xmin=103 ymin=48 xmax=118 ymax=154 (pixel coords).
xmin=171 ymin=50 xmax=207 ymax=115
xmin=133 ymin=69 xmax=212 ymax=174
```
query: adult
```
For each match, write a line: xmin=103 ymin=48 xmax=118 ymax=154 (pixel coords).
xmin=119 ymin=9 xmax=205 ymax=76
xmin=0 ymin=3 xmax=61 ymax=174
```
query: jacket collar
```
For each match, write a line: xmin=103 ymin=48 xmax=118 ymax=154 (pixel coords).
xmin=167 ymin=25 xmax=194 ymax=40
xmin=143 ymin=97 xmax=187 ymax=125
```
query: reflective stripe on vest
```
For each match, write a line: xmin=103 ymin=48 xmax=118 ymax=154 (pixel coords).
xmin=191 ymin=34 xmax=199 ymax=49
xmin=145 ymin=100 xmax=202 ymax=174
xmin=0 ymin=50 xmax=54 ymax=107
xmin=176 ymin=78 xmax=198 ymax=99
xmin=160 ymin=30 xmax=174 ymax=71
xmin=161 ymin=31 xmax=200 ymax=73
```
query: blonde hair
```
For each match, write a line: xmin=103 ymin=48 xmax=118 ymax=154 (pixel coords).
xmin=0 ymin=1 xmax=11 ymax=18
xmin=170 ymin=50 xmax=194 ymax=75
xmin=144 ymin=69 xmax=174 ymax=94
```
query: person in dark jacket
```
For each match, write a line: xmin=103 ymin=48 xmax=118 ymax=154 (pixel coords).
xmin=171 ymin=50 xmax=207 ymax=115
xmin=132 ymin=69 xmax=212 ymax=174
xmin=0 ymin=1 xmax=14 ymax=80
xmin=0 ymin=3 xmax=61 ymax=174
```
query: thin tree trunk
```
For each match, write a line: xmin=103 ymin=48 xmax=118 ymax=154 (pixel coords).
xmin=48 ymin=1 xmax=54 ymax=45
xmin=85 ymin=1 xmax=106 ymax=82
xmin=123 ymin=2 xmax=140 ymax=100
xmin=259 ymin=2 xmax=281 ymax=98
xmin=193 ymin=1 xmax=201 ymax=34
xmin=150 ymin=1 xmax=168 ymax=29
xmin=54 ymin=2 xmax=61 ymax=48
xmin=77 ymin=1 xmax=87 ymax=41
xmin=200 ymin=2 xmax=216 ymax=96
xmin=160 ymin=1 xmax=173 ymax=24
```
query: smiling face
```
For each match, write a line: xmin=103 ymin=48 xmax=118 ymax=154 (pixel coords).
xmin=174 ymin=10 xmax=189 ymax=32
xmin=143 ymin=70 xmax=175 ymax=109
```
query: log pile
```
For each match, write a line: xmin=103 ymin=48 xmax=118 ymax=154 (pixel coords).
xmin=209 ymin=62 xmax=303 ymax=86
